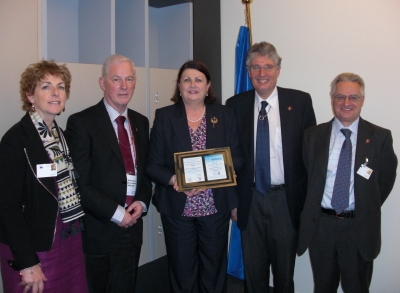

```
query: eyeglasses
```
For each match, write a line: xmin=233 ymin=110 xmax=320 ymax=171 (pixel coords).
xmin=334 ymin=95 xmax=362 ymax=102
xmin=250 ymin=65 xmax=276 ymax=72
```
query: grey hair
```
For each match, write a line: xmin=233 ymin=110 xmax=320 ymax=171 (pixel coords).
xmin=245 ymin=42 xmax=282 ymax=70
xmin=102 ymin=54 xmax=136 ymax=78
xmin=330 ymin=72 xmax=365 ymax=97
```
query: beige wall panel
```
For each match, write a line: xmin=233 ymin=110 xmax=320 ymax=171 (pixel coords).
xmin=0 ymin=0 xmax=39 ymax=138
xmin=151 ymin=206 xmax=166 ymax=261
xmin=0 ymin=2 xmax=39 ymax=291
xmin=149 ymin=68 xmax=177 ymax=127
xmin=55 ymin=63 xmax=103 ymax=129
xmin=131 ymin=66 xmax=147 ymax=117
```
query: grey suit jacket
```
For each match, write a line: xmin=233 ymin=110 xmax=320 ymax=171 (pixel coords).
xmin=298 ymin=117 xmax=397 ymax=261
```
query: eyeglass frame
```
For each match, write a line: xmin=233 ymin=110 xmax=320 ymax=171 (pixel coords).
xmin=249 ymin=65 xmax=276 ymax=73
xmin=333 ymin=94 xmax=363 ymax=102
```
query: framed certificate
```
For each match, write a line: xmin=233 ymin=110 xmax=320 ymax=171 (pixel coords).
xmin=174 ymin=147 xmax=236 ymax=192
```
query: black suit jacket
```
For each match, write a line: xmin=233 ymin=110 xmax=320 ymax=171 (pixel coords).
xmin=146 ymin=102 xmax=244 ymax=217
xmin=226 ymin=87 xmax=316 ymax=230
xmin=0 ymin=113 xmax=60 ymax=270
xmin=298 ymin=118 xmax=397 ymax=261
xmin=66 ymin=100 xmax=152 ymax=254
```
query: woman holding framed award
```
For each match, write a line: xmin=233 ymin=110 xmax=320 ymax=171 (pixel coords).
xmin=146 ymin=60 xmax=243 ymax=293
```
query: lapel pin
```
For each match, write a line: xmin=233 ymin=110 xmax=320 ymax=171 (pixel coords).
xmin=366 ymin=139 xmax=370 ymax=144
xmin=288 ymin=106 xmax=292 ymax=111
xmin=136 ymin=128 xmax=138 ymax=131
xmin=211 ymin=116 xmax=218 ymax=128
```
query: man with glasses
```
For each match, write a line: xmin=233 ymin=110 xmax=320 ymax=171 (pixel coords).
xmin=298 ymin=72 xmax=397 ymax=292
xmin=226 ymin=42 xmax=316 ymax=293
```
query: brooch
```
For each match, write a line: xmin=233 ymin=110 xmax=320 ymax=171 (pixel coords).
xmin=211 ymin=116 xmax=218 ymax=128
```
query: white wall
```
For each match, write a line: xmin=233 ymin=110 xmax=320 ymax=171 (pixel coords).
xmin=221 ymin=1 xmax=400 ymax=292
xmin=0 ymin=2 xmax=39 ymax=291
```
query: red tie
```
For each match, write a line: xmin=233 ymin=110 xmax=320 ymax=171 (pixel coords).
xmin=116 ymin=116 xmax=135 ymax=206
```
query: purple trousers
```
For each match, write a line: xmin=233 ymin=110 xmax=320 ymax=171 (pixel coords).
xmin=0 ymin=214 xmax=88 ymax=293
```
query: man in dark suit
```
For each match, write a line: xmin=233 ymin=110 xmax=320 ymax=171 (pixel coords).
xmin=298 ymin=72 xmax=397 ymax=292
xmin=226 ymin=42 xmax=316 ymax=293
xmin=66 ymin=54 xmax=152 ymax=293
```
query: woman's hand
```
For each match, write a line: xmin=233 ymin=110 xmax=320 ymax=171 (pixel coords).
xmin=169 ymin=175 xmax=180 ymax=192
xmin=169 ymin=175 xmax=203 ymax=197
xmin=231 ymin=208 xmax=238 ymax=222
xmin=19 ymin=264 xmax=47 ymax=293
xmin=183 ymin=189 xmax=204 ymax=197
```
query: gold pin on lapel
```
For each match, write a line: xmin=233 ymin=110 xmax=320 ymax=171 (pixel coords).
xmin=211 ymin=116 xmax=218 ymax=128
xmin=366 ymin=139 xmax=370 ymax=143
xmin=136 ymin=128 xmax=138 ymax=131
xmin=288 ymin=106 xmax=292 ymax=111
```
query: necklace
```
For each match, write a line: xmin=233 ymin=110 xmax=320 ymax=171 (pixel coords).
xmin=258 ymin=104 xmax=271 ymax=120
xmin=187 ymin=106 xmax=206 ymax=123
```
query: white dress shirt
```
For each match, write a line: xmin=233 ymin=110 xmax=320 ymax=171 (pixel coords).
xmin=103 ymin=99 xmax=147 ymax=224
xmin=253 ymin=87 xmax=285 ymax=185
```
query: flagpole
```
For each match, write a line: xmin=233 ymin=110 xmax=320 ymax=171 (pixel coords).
xmin=242 ymin=0 xmax=253 ymax=45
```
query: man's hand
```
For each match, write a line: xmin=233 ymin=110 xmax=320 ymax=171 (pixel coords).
xmin=231 ymin=208 xmax=238 ymax=222
xmin=118 ymin=210 xmax=136 ymax=228
xmin=127 ymin=201 xmax=144 ymax=220
xmin=118 ymin=201 xmax=144 ymax=228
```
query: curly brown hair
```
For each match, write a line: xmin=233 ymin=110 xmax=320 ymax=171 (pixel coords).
xmin=20 ymin=60 xmax=72 ymax=111
xmin=171 ymin=60 xmax=217 ymax=104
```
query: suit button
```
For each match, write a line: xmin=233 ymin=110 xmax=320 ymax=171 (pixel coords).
xmin=313 ymin=218 xmax=317 ymax=223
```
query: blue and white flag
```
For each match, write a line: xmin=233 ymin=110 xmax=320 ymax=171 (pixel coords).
xmin=227 ymin=25 xmax=252 ymax=280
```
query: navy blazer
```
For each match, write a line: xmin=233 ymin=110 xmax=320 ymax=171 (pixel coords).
xmin=0 ymin=113 xmax=60 ymax=270
xmin=298 ymin=117 xmax=397 ymax=260
xmin=226 ymin=87 xmax=316 ymax=230
xmin=66 ymin=100 xmax=152 ymax=254
xmin=146 ymin=102 xmax=244 ymax=217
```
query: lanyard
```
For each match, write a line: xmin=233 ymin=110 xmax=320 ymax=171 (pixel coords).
xmin=126 ymin=118 xmax=137 ymax=168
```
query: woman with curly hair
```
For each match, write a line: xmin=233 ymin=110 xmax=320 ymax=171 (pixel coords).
xmin=0 ymin=60 xmax=88 ymax=293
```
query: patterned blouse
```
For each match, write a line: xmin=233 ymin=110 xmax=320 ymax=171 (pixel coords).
xmin=182 ymin=114 xmax=218 ymax=217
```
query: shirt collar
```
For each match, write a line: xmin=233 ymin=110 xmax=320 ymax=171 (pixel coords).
xmin=332 ymin=117 xmax=359 ymax=136
xmin=103 ymin=98 xmax=128 ymax=122
xmin=255 ymin=87 xmax=278 ymax=109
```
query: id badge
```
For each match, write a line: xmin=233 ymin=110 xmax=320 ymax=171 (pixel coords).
xmin=37 ymin=163 xmax=57 ymax=178
xmin=357 ymin=164 xmax=373 ymax=180
xmin=127 ymin=173 xmax=137 ymax=195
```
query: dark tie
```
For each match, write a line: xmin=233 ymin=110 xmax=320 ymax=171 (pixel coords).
xmin=116 ymin=116 xmax=135 ymax=206
xmin=331 ymin=128 xmax=352 ymax=214
xmin=255 ymin=101 xmax=271 ymax=195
